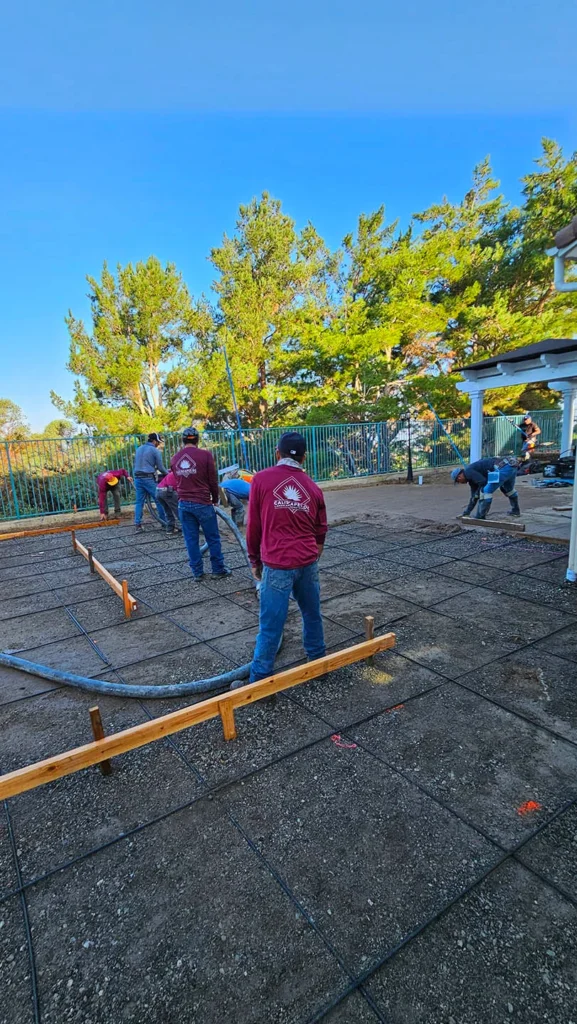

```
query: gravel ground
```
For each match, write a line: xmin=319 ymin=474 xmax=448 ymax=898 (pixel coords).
xmin=0 ymin=516 xmax=577 ymax=1023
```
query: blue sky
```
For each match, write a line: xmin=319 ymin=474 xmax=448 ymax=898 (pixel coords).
xmin=1 ymin=0 xmax=576 ymax=430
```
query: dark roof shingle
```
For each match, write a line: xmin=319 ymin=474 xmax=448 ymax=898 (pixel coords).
xmin=457 ymin=338 xmax=577 ymax=373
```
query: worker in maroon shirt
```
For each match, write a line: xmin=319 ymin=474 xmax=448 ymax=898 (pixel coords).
xmin=171 ymin=426 xmax=231 ymax=580
xmin=96 ymin=469 xmax=132 ymax=519
xmin=243 ymin=431 xmax=328 ymax=682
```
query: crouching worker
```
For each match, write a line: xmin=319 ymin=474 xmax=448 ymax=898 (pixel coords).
xmin=97 ymin=469 xmax=132 ymax=520
xmin=242 ymin=431 xmax=327 ymax=684
xmin=451 ymin=457 xmax=520 ymax=520
xmin=156 ymin=471 xmax=181 ymax=534
xmin=171 ymin=426 xmax=231 ymax=580
xmin=219 ymin=465 xmax=251 ymax=526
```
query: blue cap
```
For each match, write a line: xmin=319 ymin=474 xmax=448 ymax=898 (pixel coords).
xmin=451 ymin=467 xmax=462 ymax=483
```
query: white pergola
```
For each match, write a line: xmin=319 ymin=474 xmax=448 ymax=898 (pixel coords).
xmin=456 ymin=338 xmax=577 ymax=461
xmin=456 ymin=219 xmax=577 ymax=582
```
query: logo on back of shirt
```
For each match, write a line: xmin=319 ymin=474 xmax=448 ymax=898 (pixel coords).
xmin=273 ymin=476 xmax=311 ymax=514
xmin=175 ymin=454 xmax=197 ymax=477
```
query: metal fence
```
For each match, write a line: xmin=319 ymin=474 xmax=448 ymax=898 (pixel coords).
xmin=0 ymin=411 xmax=564 ymax=521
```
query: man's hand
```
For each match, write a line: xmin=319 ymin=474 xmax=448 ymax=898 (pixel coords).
xmin=250 ymin=563 xmax=262 ymax=581
xmin=317 ymin=544 xmax=324 ymax=559
xmin=127 ymin=476 xmax=133 ymax=485
xmin=100 ymin=513 xmax=107 ymax=521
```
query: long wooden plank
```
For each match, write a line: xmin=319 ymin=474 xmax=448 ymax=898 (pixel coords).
xmin=0 ymin=519 xmax=121 ymax=543
xmin=73 ymin=536 xmax=137 ymax=612
xmin=457 ymin=516 xmax=525 ymax=532
xmin=0 ymin=633 xmax=395 ymax=800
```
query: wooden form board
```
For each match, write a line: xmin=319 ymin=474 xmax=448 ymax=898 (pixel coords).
xmin=457 ymin=517 xmax=525 ymax=532
xmin=0 ymin=519 xmax=121 ymax=543
xmin=72 ymin=532 xmax=137 ymax=616
xmin=0 ymin=632 xmax=395 ymax=801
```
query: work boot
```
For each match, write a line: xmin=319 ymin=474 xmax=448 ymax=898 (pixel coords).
xmin=475 ymin=499 xmax=492 ymax=520
xmin=507 ymin=494 xmax=521 ymax=517
xmin=211 ymin=568 xmax=232 ymax=579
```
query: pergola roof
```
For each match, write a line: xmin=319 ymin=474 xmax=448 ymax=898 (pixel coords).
xmin=550 ymin=215 xmax=577 ymax=256
xmin=456 ymin=338 xmax=577 ymax=393
xmin=456 ymin=338 xmax=577 ymax=374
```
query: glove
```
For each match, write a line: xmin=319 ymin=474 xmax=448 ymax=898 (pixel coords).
xmin=462 ymin=492 xmax=480 ymax=516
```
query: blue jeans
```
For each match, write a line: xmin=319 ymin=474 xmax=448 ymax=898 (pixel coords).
xmin=482 ymin=464 xmax=518 ymax=498
xmin=134 ymin=477 xmax=167 ymax=525
xmin=250 ymin=562 xmax=325 ymax=682
xmin=178 ymin=502 xmax=225 ymax=578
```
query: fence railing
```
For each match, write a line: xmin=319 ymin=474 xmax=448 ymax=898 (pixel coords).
xmin=0 ymin=411 xmax=563 ymax=521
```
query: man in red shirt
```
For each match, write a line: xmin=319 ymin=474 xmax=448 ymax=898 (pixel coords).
xmin=171 ymin=426 xmax=231 ymax=580
xmin=244 ymin=431 xmax=327 ymax=682
xmin=96 ymin=469 xmax=132 ymax=520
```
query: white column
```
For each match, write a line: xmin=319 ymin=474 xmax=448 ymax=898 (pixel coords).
xmin=550 ymin=380 xmax=577 ymax=583
xmin=553 ymin=381 xmax=577 ymax=455
xmin=469 ymin=389 xmax=485 ymax=462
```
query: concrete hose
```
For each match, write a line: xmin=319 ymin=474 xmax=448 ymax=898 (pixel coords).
xmin=0 ymin=652 xmax=251 ymax=699
xmin=0 ymin=508 xmax=263 ymax=698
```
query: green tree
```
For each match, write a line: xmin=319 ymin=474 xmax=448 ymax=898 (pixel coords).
xmin=173 ymin=193 xmax=334 ymax=428
xmin=42 ymin=418 xmax=75 ymax=438
xmin=0 ymin=399 xmax=30 ymax=440
xmin=53 ymin=257 xmax=195 ymax=433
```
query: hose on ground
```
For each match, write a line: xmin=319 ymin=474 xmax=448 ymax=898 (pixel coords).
xmin=0 ymin=651 xmax=251 ymax=699
xmin=0 ymin=505 xmax=263 ymax=698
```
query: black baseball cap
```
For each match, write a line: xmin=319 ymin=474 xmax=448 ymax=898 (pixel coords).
xmin=147 ymin=432 xmax=162 ymax=443
xmin=278 ymin=431 xmax=306 ymax=458
xmin=182 ymin=426 xmax=199 ymax=440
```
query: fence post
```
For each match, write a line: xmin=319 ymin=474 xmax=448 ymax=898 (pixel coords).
xmin=4 ymin=442 xmax=20 ymax=519
xmin=311 ymin=426 xmax=318 ymax=481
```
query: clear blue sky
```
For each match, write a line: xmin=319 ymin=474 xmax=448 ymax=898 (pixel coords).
xmin=1 ymin=0 xmax=576 ymax=430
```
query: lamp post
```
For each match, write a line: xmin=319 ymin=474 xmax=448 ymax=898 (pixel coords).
xmin=405 ymin=412 xmax=414 ymax=483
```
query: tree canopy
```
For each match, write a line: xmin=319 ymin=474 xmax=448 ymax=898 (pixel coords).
xmin=52 ymin=257 xmax=195 ymax=433
xmin=0 ymin=399 xmax=29 ymax=441
xmin=57 ymin=139 xmax=577 ymax=433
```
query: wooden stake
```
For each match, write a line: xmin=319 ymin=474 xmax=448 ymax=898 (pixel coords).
xmin=0 ymin=632 xmax=396 ymax=800
xmin=121 ymin=579 xmax=132 ymax=619
xmin=365 ymin=615 xmax=375 ymax=665
xmin=87 ymin=546 xmax=95 ymax=573
xmin=89 ymin=706 xmax=112 ymax=776
xmin=71 ymin=530 xmax=76 ymax=552
xmin=218 ymin=701 xmax=237 ymax=741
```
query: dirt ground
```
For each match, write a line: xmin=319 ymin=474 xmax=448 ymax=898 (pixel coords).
xmin=1 ymin=505 xmax=577 ymax=1023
